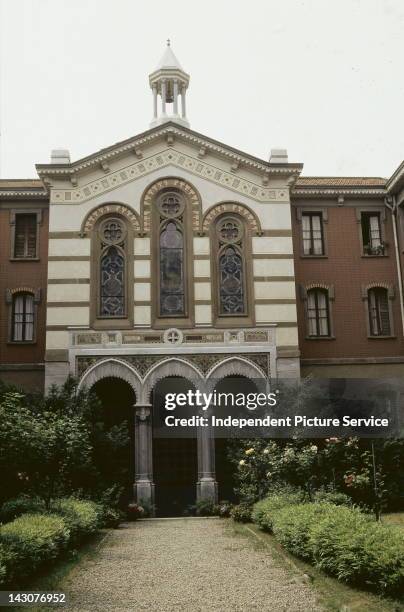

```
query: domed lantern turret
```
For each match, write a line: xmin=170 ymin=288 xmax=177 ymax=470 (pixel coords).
xmin=149 ymin=40 xmax=190 ymax=128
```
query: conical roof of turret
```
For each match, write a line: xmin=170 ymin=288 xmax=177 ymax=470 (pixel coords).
xmin=155 ymin=40 xmax=184 ymax=72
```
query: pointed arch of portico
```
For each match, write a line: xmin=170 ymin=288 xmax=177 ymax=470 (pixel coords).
xmin=78 ymin=357 xmax=142 ymax=400
xmin=205 ymin=356 xmax=268 ymax=392
xmin=141 ymin=357 xmax=204 ymax=403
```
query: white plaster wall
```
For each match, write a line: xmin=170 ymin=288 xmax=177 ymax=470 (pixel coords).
xmin=134 ymin=260 xmax=151 ymax=278
xmin=254 ymin=281 xmax=296 ymax=300
xmin=194 ymin=260 xmax=211 ymax=277
xmin=255 ymin=303 xmax=297 ymax=323
xmin=48 ymin=261 xmax=90 ymax=279
xmin=194 ymin=282 xmax=211 ymax=301
xmin=195 ymin=304 xmax=212 ymax=324
xmin=134 ymin=282 xmax=151 ymax=301
xmin=253 ymin=259 xmax=295 ymax=277
xmin=134 ymin=237 xmax=150 ymax=255
xmin=252 ymin=236 xmax=293 ymax=254
xmin=48 ymin=238 xmax=90 ymax=257
xmin=46 ymin=330 xmax=69 ymax=350
xmin=276 ymin=326 xmax=299 ymax=347
xmin=134 ymin=305 xmax=151 ymax=325
xmin=46 ymin=307 xmax=89 ymax=326
xmin=47 ymin=284 xmax=90 ymax=302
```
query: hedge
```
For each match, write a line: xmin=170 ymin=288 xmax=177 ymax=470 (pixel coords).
xmin=0 ymin=498 xmax=109 ymax=587
xmin=252 ymin=496 xmax=404 ymax=596
xmin=50 ymin=499 xmax=102 ymax=543
xmin=0 ymin=496 xmax=44 ymax=523
xmin=0 ymin=514 xmax=70 ymax=583
xmin=251 ymin=491 xmax=304 ymax=532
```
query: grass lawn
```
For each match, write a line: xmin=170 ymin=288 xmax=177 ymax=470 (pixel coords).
xmin=231 ymin=522 xmax=404 ymax=612
xmin=382 ymin=512 xmax=404 ymax=528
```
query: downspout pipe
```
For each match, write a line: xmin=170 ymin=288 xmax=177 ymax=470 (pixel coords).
xmin=385 ymin=195 xmax=404 ymax=336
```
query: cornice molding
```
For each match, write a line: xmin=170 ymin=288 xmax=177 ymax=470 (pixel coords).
xmin=49 ymin=149 xmax=291 ymax=204
xmin=36 ymin=123 xmax=303 ymax=182
xmin=386 ymin=160 xmax=404 ymax=193
xmin=292 ymin=187 xmax=386 ymax=199
xmin=0 ymin=190 xmax=48 ymax=199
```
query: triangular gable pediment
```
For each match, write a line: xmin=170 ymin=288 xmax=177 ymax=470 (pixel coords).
xmin=36 ymin=122 xmax=302 ymax=204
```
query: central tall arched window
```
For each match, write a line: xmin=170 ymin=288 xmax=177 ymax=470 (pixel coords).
xmin=153 ymin=189 xmax=193 ymax=325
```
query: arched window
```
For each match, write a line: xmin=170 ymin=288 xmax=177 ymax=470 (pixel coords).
xmin=215 ymin=216 xmax=248 ymax=316
xmin=12 ymin=292 xmax=34 ymax=341
xmin=368 ymin=287 xmax=391 ymax=336
xmin=98 ymin=217 xmax=127 ymax=318
xmin=155 ymin=190 xmax=190 ymax=320
xmin=307 ymin=288 xmax=330 ymax=337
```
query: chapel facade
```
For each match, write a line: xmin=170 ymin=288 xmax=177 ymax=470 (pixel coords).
xmin=1 ymin=44 xmax=404 ymax=511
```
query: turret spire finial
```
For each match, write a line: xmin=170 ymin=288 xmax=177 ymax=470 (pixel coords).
xmin=149 ymin=42 xmax=190 ymax=128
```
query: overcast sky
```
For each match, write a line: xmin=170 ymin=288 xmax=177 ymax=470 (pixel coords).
xmin=0 ymin=0 xmax=403 ymax=178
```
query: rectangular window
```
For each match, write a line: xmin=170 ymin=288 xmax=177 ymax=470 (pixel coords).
xmin=361 ymin=212 xmax=383 ymax=255
xmin=12 ymin=294 xmax=34 ymax=341
xmin=14 ymin=214 xmax=37 ymax=258
xmin=368 ymin=288 xmax=390 ymax=336
xmin=307 ymin=289 xmax=330 ymax=337
xmin=302 ymin=213 xmax=324 ymax=255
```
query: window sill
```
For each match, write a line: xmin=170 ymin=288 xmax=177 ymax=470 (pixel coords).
xmin=7 ymin=341 xmax=37 ymax=345
xmin=9 ymin=257 xmax=39 ymax=262
xmin=300 ymin=254 xmax=327 ymax=259
xmin=367 ymin=335 xmax=396 ymax=339
xmin=305 ymin=336 xmax=335 ymax=340
xmin=361 ymin=254 xmax=388 ymax=258
xmin=92 ymin=318 xmax=133 ymax=330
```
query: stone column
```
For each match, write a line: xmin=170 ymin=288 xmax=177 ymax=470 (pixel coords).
xmin=152 ymin=84 xmax=158 ymax=119
xmin=161 ymin=79 xmax=167 ymax=116
xmin=197 ymin=415 xmax=218 ymax=503
xmin=181 ymin=85 xmax=186 ymax=119
xmin=133 ymin=404 xmax=155 ymax=512
xmin=173 ymin=79 xmax=179 ymax=116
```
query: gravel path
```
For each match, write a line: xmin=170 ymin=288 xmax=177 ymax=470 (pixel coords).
xmin=62 ymin=518 xmax=322 ymax=612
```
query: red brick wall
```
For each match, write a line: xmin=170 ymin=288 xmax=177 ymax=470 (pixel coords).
xmin=292 ymin=201 xmax=404 ymax=360
xmin=0 ymin=204 xmax=48 ymax=366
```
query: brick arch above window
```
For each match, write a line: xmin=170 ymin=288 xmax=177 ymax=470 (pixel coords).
xmin=5 ymin=287 xmax=41 ymax=304
xmin=300 ymin=283 xmax=335 ymax=300
xmin=361 ymin=282 xmax=395 ymax=300
xmin=141 ymin=177 xmax=202 ymax=234
xmin=202 ymin=201 xmax=262 ymax=236
xmin=80 ymin=203 xmax=141 ymax=237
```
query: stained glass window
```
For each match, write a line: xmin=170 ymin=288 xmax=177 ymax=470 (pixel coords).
xmin=160 ymin=222 xmax=185 ymax=315
xmin=216 ymin=216 xmax=247 ymax=316
xmin=100 ymin=246 xmax=125 ymax=317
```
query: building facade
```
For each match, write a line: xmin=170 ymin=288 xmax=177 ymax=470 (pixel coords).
xmin=1 ymin=44 xmax=404 ymax=509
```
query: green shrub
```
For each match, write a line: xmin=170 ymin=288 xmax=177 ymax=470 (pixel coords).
xmin=313 ymin=490 xmax=352 ymax=506
xmin=0 ymin=496 xmax=44 ymax=524
xmin=252 ymin=491 xmax=305 ymax=532
xmin=309 ymin=506 xmax=404 ymax=594
xmin=230 ymin=503 xmax=252 ymax=523
xmin=0 ymin=543 xmax=10 ymax=587
xmin=271 ymin=503 xmax=333 ymax=560
xmin=51 ymin=499 xmax=101 ymax=543
xmin=0 ymin=513 xmax=70 ymax=582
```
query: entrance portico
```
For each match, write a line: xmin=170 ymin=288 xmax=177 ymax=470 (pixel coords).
xmin=74 ymin=326 xmax=277 ymax=511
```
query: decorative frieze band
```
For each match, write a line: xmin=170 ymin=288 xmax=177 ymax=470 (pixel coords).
xmin=50 ymin=149 xmax=290 ymax=205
